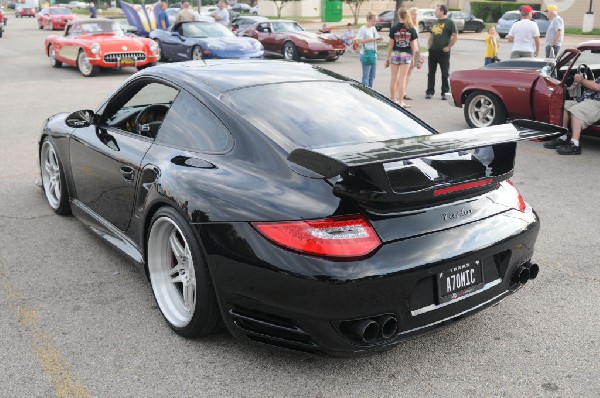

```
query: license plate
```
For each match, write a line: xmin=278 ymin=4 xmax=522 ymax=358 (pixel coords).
xmin=437 ymin=260 xmax=484 ymax=303
xmin=120 ymin=58 xmax=135 ymax=66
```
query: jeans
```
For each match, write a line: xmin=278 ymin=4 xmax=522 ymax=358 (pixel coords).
xmin=546 ymin=45 xmax=560 ymax=58
xmin=484 ymin=57 xmax=493 ymax=66
xmin=426 ymin=49 xmax=450 ymax=95
xmin=361 ymin=60 xmax=376 ymax=88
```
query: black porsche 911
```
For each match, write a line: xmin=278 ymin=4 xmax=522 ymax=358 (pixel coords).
xmin=38 ymin=60 xmax=565 ymax=356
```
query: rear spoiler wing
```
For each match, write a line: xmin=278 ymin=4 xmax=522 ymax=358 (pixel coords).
xmin=288 ymin=120 xmax=567 ymax=179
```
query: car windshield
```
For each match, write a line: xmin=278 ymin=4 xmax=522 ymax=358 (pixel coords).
xmin=226 ymin=81 xmax=433 ymax=150
xmin=559 ymin=49 xmax=600 ymax=72
xmin=49 ymin=8 xmax=72 ymax=15
xmin=182 ymin=22 xmax=234 ymax=38
xmin=271 ymin=21 xmax=304 ymax=33
xmin=72 ymin=21 xmax=124 ymax=36
xmin=501 ymin=12 xmax=519 ymax=21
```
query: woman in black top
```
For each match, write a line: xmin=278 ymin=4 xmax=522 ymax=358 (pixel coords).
xmin=385 ymin=8 xmax=418 ymax=108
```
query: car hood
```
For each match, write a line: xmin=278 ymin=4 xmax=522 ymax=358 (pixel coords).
xmin=290 ymin=31 xmax=341 ymax=44
xmin=77 ymin=34 xmax=151 ymax=50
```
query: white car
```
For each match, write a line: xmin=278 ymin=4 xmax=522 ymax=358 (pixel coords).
xmin=67 ymin=1 xmax=87 ymax=9
xmin=200 ymin=6 xmax=217 ymax=16
xmin=249 ymin=5 xmax=258 ymax=16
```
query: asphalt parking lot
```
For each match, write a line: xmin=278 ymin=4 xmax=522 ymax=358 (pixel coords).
xmin=0 ymin=15 xmax=599 ymax=397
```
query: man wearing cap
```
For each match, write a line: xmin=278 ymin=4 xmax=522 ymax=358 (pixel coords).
xmin=507 ymin=5 xmax=540 ymax=59
xmin=545 ymin=4 xmax=563 ymax=58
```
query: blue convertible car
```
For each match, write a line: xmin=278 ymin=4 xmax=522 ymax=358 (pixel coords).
xmin=150 ymin=21 xmax=264 ymax=61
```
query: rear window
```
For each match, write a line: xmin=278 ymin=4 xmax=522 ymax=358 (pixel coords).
xmin=501 ymin=12 xmax=519 ymax=20
xmin=225 ymin=81 xmax=433 ymax=150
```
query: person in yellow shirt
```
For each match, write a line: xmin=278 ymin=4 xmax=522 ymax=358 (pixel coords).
xmin=484 ymin=26 xmax=500 ymax=65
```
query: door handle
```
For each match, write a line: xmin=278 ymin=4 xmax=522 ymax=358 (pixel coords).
xmin=120 ymin=166 xmax=135 ymax=181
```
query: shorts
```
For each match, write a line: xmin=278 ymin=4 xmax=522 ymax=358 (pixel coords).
xmin=565 ymin=99 xmax=600 ymax=129
xmin=390 ymin=51 xmax=412 ymax=65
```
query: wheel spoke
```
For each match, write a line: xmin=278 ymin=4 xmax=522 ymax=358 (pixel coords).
xmin=182 ymin=281 xmax=195 ymax=312
xmin=52 ymin=180 xmax=60 ymax=199
xmin=168 ymin=231 xmax=186 ymax=260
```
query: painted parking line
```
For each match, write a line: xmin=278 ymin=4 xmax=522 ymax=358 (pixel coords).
xmin=1 ymin=269 xmax=91 ymax=398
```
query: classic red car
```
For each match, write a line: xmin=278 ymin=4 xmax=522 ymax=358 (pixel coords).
xmin=15 ymin=5 xmax=36 ymax=18
xmin=38 ymin=7 xmax=76 ymax=31
xmin=45 ymin=19 xmax=159 ymax=77
xmin=236 ymin=19 xmax=345 ymax=62
xmin=449 ymin=41 xmax=600 ymax=136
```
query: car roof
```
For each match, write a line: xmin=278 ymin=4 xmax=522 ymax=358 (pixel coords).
xmin=146 ymin=60 xmax=347 ymax=93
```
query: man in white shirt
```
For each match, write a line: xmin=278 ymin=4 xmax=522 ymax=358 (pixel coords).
xmin=175 ymin=1 xmax=195 ymax=23
xmin=545 ymin=4 xmax=563 ymax=58
xmin=507 ymin=5 xmax=540 ymax=59
xmin=211 ymin=0 xmax=230 ymax=27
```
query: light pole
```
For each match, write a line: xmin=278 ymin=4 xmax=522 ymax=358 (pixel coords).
xmin=583 ymin=0 xmax=595 ymax=32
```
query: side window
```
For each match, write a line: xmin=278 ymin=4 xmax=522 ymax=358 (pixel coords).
xmin=101 ymin=81 xmax=179 ymax=138
xmin=156 ymin=91 xmax=230 ymax=153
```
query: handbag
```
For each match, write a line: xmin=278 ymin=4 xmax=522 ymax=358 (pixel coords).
xmin=361 ymin=48 xmax=377 ymax=65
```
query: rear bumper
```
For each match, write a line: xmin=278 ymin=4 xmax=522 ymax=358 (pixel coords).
xmin=199 ymin=209 xmax=540 ymax=356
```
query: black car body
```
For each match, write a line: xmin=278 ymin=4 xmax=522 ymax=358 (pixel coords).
xmin=38 ymin=60 xmax=563 ymax=356
xmin=447 ymin=11 xmax=485 ymax=33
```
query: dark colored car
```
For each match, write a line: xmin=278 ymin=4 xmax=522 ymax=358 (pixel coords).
xmin=237 ymin=20 xmax=345 ymax=61
xmin=15 ymin=5 xmax=36 ymax=18
xmin=149 ymin=21 xmax=263 ymax=62
xmin=231 ymin=15 xmax=268 ymax=33
xmin=230 ymin=3 xmax=251 ymax=13
xmin=375 ymin=10 xmax=394 ymax=31
xmin=38 ymin=60 xmax=563 ymax=356
xmin=447 ymin=11 xmax=485 ymax=33
xmin=449 ymin=40 xmax=600 ymax=131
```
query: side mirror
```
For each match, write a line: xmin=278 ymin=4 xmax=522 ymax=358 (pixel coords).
xmin=541 ymin=65 xmax=551 ymax=78
xmin=66 ymin=110 xmax=94 ymax=128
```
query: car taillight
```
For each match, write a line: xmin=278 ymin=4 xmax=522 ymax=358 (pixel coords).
xmin=433 ymin=179 xmax=493 ymax=196
xmin=503 ymin=180 xmax=527 ymax=212
xmin=252 ymin=215 xmax=381 ymax=257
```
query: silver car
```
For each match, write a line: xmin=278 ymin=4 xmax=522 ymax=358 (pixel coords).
xmin=496 ymin=10 xmax=549 ymax=38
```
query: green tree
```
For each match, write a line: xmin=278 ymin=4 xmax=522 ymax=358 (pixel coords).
xmin=267 ymin=0 xmax=304 ymax=19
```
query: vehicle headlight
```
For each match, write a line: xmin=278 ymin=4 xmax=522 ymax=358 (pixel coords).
xmin=206 ymin=43 xmax=225 ymax=50
xmin=90 ymin=43 xmax=100 ymax=54
xmin=150 ymin=41 xmax=158 ymax=52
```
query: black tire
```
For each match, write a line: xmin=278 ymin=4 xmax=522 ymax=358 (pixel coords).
xmin=464 ymin=90 xmax=507 ymax=128
xmin=282 ymin=41 xmax=299 ymax=61
xmin=191 ymin=45 xmax=203 ymax=60
xmin=48 ymin=44 xmax=62 ymax=68
xmin=418 ymin=22 xmax=424 ymax=33
xmin=146 ymin=207 xmax=220 ymax=338
xmin=39 ymin=22 xmax=43 ymax=30
xmin=77 ymin=50 xmax=99 ymax=77
xmin=155 ymin=39 xmax=167 ymax=62
xmin=499 ymin=33 xmax=506 ymax=39
xmin=475 ymin=24 xmax=483 ymax=33
xmin=40 ymin=138 xmax=71 ymax=215
xmin=326 ymin=56 xmax=338 ymax=62
xmin=375 ymin=26 xmax=382 ymax=31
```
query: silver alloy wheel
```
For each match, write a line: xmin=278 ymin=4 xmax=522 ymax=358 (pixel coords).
xmin=147 ymin=216 xmax=197 ymax=328
xmin=41 ymin=141 xmax=62 ymax=210
xmin=467 ymin=94 xmax=496 ymax=127
xmin=283 ymin=42 xmax=295 ymax=61
xmin=191 ymin=46 xmax=202 ymax=60
xmin=77 ymin=51 xmax=93 ymax=76
xmin=49 ymin=45 xmax=57 ymax=66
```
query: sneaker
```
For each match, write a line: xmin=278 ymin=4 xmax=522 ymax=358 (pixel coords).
xmin=425 ymin=93 xmax=432 ymax=99
xmin=543 ymin=137 xmax=568 ymax=149
xmin=441 ymin=93 xmax=447 ymax=100
xmin=556 ymin=141 xmax=581 ymax=155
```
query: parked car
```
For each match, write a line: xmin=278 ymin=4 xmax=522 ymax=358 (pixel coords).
xmin=0 ymin=8 xmax=5 ymax=38
xmin=447 ymin=11 xmax=485 ymax=33
xmin=230 ymin=15 xmax=268 ymax=33
xmin=237 ymin=20 xmax=346 ymax=62
xmin=449 ymin=40 xmax=600 ymax=132
xmin=496 ymin=10 xmax=549 ymax=38
xmin=15 ymin=5 xmax=36 ymax=18
xmin=37 ymin=59 xmax=563 ymax=356
xmin=66 ymin=1 xmax=87 ymax=9
xmin=45 ymin=19 xmax=159 ymax=77
xmin=249 ymin=5 xmax=258 ymax=15
xmin=230 ymin=3 xmax=251 ymax=13
xmin=416 ymin=9 xmax=436 ymax=33
xmin=38 ymin=7 xmax=75 ymax=31
xmin=375 ymin=9 xmax=394 ymax=31
xmin=150 ymin=21 xmax=263 ymax=62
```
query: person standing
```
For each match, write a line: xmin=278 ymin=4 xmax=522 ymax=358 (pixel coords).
xmin=545 ymin=4 xmax=563 ymax=58
xmin=426 ymin=4 xmax=458 ymax=100
xmin=157 ymin=1 xmax=169 ymax=30
xmin=211 ymin=0 xmax=230 ymax=28
xmin=355 ymin=12 xmax=382 ymax=89
xmin=385 ymin=8 xmax=418 ymax=108
xmin=484 ymin=26 xmax=499 ymax=65
xmin=176 ymin=1 xmax=195 ymax=23
xmin=507 ymin=5 xmax=540 ymax=59
xmin=89 ymin=2 xmax=97 ymax=19
xmin=404 ymin=7 xmax=421 ymax=101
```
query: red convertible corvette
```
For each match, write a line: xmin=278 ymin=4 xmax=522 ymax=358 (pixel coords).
xmin=449 ymin=40 xmax=600 ymax=136
xmin=236 ymin=20 xmax=345 ymax=62
xmin=45 ymin=19 xmax=159 ymax=77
